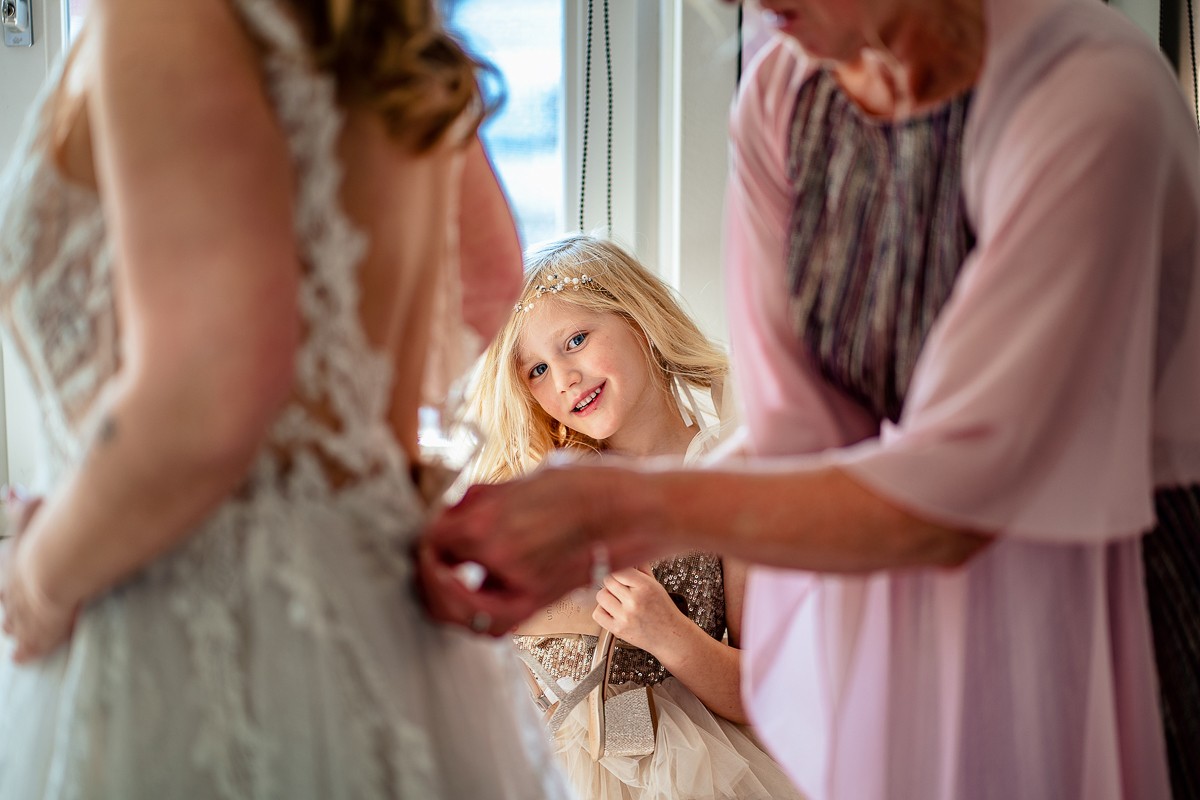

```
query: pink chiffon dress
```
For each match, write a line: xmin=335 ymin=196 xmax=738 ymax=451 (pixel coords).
xmin=724 ymin=0 xmax=1200 ymax=798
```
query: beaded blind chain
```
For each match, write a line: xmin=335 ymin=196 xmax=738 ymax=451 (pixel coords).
xmin=1158 ymin=0 xmax=1199 ymax=129
xmin=1191 ymin=0 xmax=1198 ymax=128
xmin=579 ymin=0 xmax=613 ymax=234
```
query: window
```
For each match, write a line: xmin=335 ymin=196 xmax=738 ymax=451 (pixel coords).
xmin=447 ymin=1 xmax=739 ymax=341
xmin=58 ymin=0 xmax=735 ymax=339
xmin=444 ymin=0 xmax=565 ymax=248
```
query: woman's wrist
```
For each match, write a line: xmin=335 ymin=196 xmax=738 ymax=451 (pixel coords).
xmin=642 ymin=469 xmax=701 ymax=552
xmin=608 ymin=467 xmax=685 ymax=560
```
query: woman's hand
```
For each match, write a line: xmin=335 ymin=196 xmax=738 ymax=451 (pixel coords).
xmin=593 ymin=568 xmax=691 ymax=654
xmin=0 ymin=493 xmax=78 ymax=663
xmin=421 ymin=463 xmax=676 ymax=635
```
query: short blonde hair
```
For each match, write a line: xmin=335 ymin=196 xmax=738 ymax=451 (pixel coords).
xmin=470 ymin=235 xmax=728 ymax=483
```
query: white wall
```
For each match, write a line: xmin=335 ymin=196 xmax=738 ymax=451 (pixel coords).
xmin=658 ymin=0 xmax=739 ymax=346
xmin=0 ymin=0 xmax=66 ymax=488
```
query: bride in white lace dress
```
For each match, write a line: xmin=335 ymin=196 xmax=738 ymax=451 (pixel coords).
xmin=0 ymin=0 xmax=571 ymax=797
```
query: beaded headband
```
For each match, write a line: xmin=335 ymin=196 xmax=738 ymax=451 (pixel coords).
xmin=513 ymin=272 xmax=597 ymax=313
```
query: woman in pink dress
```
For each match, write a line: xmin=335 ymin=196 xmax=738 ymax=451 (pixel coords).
xmin=421 ymin=1 xmax=1200 ymax=798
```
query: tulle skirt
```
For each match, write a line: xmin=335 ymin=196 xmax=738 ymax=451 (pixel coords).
xmin=0 ymin=484 xmax=572 ymax=800
xmin=550 ymin=677 xmax=804 ymax=800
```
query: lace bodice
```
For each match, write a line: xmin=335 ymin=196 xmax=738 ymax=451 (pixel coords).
xmin=0 ymin=0 xmax=467 ymax=496
xmin=0 ymin=90 xmax=113 ymax=474
xmin=512 ymin=553 xmax=727 ymax=687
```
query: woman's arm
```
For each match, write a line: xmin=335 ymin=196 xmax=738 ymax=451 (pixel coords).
xmin=648 ymin=466 xmax=990 ymax=573
xmin=422 ymin=461 xmax=992 ymax=635
xmin=4 ymin=0 xmax=299 ymax=661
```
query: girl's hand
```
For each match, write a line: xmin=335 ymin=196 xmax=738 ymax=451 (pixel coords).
xmin=0 ymin=493 xmax=77 ymax=663
xmin=592 ymin=567 xmax=691 ymax=654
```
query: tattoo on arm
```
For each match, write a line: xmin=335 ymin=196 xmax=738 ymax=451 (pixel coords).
xmin=87 ymin=415 xmax=119 ymax=459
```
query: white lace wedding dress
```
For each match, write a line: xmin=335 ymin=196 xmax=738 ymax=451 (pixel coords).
xmin=0 ymin=2 xmax=572 ymax=798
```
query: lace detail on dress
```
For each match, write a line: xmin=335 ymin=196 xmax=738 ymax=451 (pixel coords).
xmin=231 ymin=0 xmax=402 ymax=481
xmin=169 ymin=521 xmax=281 ymax=800
xmin=0 ymin=42 xmax=115 ymax=476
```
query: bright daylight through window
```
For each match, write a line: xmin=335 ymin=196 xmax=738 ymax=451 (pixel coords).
xmin=444 ymin=0 xmax=566 ymax=248
xmin=66 ymin=0 xmax=568 ymax=250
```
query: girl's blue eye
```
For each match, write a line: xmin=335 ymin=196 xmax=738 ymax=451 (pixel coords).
xmin=568 ymin=332 xmax=587 ymax=349
xmin=529 ymin=363 xmax=547 ymax=379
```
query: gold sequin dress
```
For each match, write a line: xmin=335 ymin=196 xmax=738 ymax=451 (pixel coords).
xmin=512 ymin=414 xmax=804 ymax=800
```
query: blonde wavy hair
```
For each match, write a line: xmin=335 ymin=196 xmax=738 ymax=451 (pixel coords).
xmin=288 ymin=0 xmax=493 ymax=151
xmin=470 ymin=235 xmax=729 ymax=484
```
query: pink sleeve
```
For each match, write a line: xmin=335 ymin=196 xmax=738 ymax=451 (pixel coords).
xmin=837 ymin=46 xmax=1189 ymax=542
xmin=724 ymin=39 xmax=877 ymax=459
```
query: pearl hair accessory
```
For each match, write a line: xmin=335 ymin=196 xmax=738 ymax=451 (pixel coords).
xmin=514 ymin=273 xmax=596 ymax=313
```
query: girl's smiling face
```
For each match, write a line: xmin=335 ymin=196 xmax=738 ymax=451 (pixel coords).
xmin=516 ymin=299 xmax=668 ymax=454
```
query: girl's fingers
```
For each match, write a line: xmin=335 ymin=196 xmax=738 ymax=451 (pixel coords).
xmin=609 ymin=568 xmax=643 ymax=585
xmin=603 ymin=572 xmax=638 ymax=601
xmin=594 ymin=587 xmax=619 ymax=615
xmin=591 ymin=605 xmax=615 ymax=628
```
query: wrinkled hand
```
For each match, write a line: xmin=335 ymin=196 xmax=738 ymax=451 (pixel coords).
xmin=419 ymin=462 xmax=668 ymax=636
xmin=0 ymin=492 xmax=76 ymax=663
xmin=592 ymin=567 xmax=689 ymax=653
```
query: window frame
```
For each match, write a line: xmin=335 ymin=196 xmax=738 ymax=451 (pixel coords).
xmin=563 ymin=0 xmax=739 ymax=344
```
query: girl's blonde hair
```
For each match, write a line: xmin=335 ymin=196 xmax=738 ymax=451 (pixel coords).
xmin=288 ymin=0 xmax=494 ymax=151
xmin=471 ymin=235 xmax=729 ymax=483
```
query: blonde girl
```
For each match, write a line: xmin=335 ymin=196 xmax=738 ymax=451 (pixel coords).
xmin=470 ymin=235 xmax=800 ymax=800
